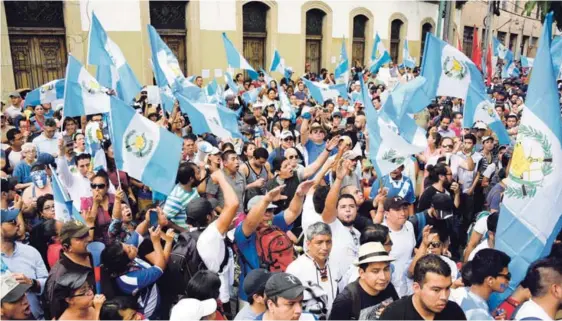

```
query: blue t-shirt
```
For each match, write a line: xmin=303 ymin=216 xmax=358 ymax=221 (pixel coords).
xmin=13 ymin=162 xmax=32 ymax=183
xmin=235 ymin=212 xmax=292 ymax=301
xmin=369 ymin=174 xmax=416 ymax=204
xmin=304 ymin=140 xmax=326 ymax=165
xmin=116 ymin=258 xmax=163 ymax=318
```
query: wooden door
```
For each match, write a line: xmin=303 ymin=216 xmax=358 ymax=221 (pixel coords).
xmin=243 ymin=36 xmax=265 ymax=78
xmin=9 ymin=35 xmax=67 ymax=89
xmin=306 ymin=39 xmax=322 ymax=74
xmin=352 ymin=40 xmax=365 ymax=68
xmin=161 ymin=35 xmax=187 ymax=76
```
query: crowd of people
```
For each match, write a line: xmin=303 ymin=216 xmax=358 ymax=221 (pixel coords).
xmin=1 ymin=61 xmax=562 ymax=321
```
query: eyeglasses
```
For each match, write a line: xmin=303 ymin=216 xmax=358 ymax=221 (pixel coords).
xmin=497 ymin=272 xmax=511 ymax=281
xmin=71 ymin=286 xmax=93 ymax=297
xmin=90 ymin=183 xmax=106 ymax=190
xmin=287 ymin=155 xmax=298 ymax=160
xmin=428 ymin=241 xmax=442 ymax=248
xmin=441 ymin=144 xmax=454 ymax=149
xmin=43 ymin=205 xmax=55 ymax=211
xmin=283 ymin=137 xmax=294 ymax=142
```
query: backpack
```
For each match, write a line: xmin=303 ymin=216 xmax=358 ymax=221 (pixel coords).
xmin=255 ymin=225 xmax=294 ymax=272
xmin=163 ymin=228 xmax=229 ymax=298
xmin=408 ymin=211 xmax=428 ymax=245
xmin=346 ymin=280 xmax=362 ymax=320
xmin=302 ymin=281 xmax=329 ymax=320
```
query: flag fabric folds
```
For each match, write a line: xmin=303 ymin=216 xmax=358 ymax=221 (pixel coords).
xmin=334 ymin=39 xmax=349 ymax=81
xmin=25 ymin=79 xmax=65 ymax=107
xmin=501 ymin=50 xmax=520 ymax=78
xmin=492 ymin=12 xmax=562 ymax=309
xmin=50 ymin=165 xmax=85 ymax=223
xmin=402 ymin=40 xmax=416 ymax=69
xmin=493 ymin=36 xmax=508 ymax=59
xmin=300 ymin=78 xmax=342 ymax=105
xmin=242 ymin=87 xmax=260 ymax=104
xmin=551 ymin=36 xmax=562 ymax=79
xmin=88 ymin=13 xmax=141 ymax=104
xmin=63 ymin=55 xmax=110 ymax=117
xmin=109 ymin=96 xmax=182 ymax=195
xmin=176 ymin=94 xmax=241 ymax=140
xmin=222 ymin=32 xmax=258 ymax=80
xmin=463 ymin=86 xmax=511 ymax=145
xmin=269 ymin=49 xmax=285 ymax=74
xmin=370 ymin=32 xmax=391 ymax=74
xmin=520 ymin=56 xmax=534 ymax=68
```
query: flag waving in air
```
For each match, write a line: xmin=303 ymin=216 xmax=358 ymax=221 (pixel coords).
xmin=63 ymin=55 xmax=110 ymax=117
xmin=88 ymin=12 xmax=141 ymax=104
xmin=402 ymin=39 xmax=416 ymax=69
xmin=269 ymin=49 xmax=286 ymax=74
xmin=492 ymin=12 xmax=562 ymax=309
xmin=109 ymin=96 xmax=182 ymax=195
xmin=222 ymin=32 xmax=259 ymax=80
xmin=370 ymin=32 xmax=391 ymax=74
xmin=25 ymin=79 xmax=65 ymax=107
xmin=50 ymin=165 xmax=84 ymax=223
xmin=334 ymin=38 xmax=349 ymax=82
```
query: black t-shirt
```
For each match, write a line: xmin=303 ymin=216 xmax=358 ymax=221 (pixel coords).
xmin=358 ymin=200 xmax=375 ymax=219
xmin=417 ymin=186 xmax=450 ymax=212
xmin=380 ymin=295 xmax=466 ymax=320
xmin=329 ymin=281 xmax=399 ymax=320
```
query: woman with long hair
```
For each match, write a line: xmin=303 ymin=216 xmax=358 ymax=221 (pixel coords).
xmin=240 ymin=142 xmax=256 ymax=162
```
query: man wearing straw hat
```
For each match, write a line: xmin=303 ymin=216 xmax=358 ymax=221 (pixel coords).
xmin=329 ymin=242 xmax=399 ymax=320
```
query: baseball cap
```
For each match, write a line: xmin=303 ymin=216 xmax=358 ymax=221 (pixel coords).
xmin=310 ymin=122 xmax=326 ymax=133
xmin=482 ymin=135 xmax=494 ymax=143
xmin=332 ymin=111 xmax=342 ymax=118
xmin=280 ymin=130 xmax=294 ymax=140
xmin=473 ymin=122 xmax=487 ymax=130
xmin=243 ymin=268 xmax=272 ymax=298
xmin=431 ymin=193 xmax=454 ymax=220
xmin=241 ymin=125 xmax=254 ymax=135
xmin=343 ymin=150 xmax=361 ymax=160
xmin=170 ymin=298 xmax=217 ymax=321
xmin=280 ymin=112 xmax=292 ymax=120
xmin=247 ymin=195 xmax=277 ymax=210
xmin=60 ymin=220 xmax=90 ymax=245
xmin=35 ymin=153 xmax=56 ymax=167
xmin=354 ymin=242 xmax=394 ymax=266
xmin=384 ymin=196 xmax=408 ymax=211
xmin=186 ymin=198 xmax=213 ymax=222
xmin=265 ymin=272 xmax=305 ymax=300
xmin=1 ymin=273 xmax=31 ymax=303
xmin=253 ymin=102 xmax=264 ymax=109
xmin=1 ymin=209 xmax=20 ymax=223
xmin=209 ymin=146 xmax=221 ymax=155
xmin=8 ymin=91 xmax=21 ymax=98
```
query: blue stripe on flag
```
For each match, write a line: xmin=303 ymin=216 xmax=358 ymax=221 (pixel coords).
xmin=25 ymin=79 xmax=65 ymax=106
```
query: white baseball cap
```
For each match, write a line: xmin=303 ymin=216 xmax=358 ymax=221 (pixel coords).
xmin=170 ymin=298 xmax=217 ymax=321
xmin=1 ymin=273 xmax=31 ymax=303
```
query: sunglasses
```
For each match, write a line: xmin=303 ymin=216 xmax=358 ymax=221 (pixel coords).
xmin=90 ymin=183 xmax=106 ymax=190
xmin=497 ymin=272 xmax=512 ymax=281
xmin=441 ymin=144 xmax=454 ymax=149
xmin=283 ymin=137 xmax=294 ymax=142
xmin=428 ymin=241 xmax=442 ymax=248
xmin=71 ymin=286 xmax=93 ymax=297
xmin=287 ymin=155 xmax=298 ymax=160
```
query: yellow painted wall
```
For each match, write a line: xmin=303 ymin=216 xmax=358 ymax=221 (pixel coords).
xmin=1 ymin=3 xmax=15 ymax=100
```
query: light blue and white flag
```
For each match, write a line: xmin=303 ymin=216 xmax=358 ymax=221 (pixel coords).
xmin=222 ymin=32 xmax=258 ymax=80
xmin=551 ymin=36 xmax=562 ymax=79
xmin=25 ymin=79 xmax=65 ymax=107
xmin=381 ymin=77 xmax=431 ymax=123
xmin=260 ymin=68 xmax=274 ymax=86
xmin=242 ymin=87 xmax=260 ymax=104
xmin=88 ymin=13 xmax=141 ymax=104
xmin=93 ymin=148 xmax=108 ymax=172
xmin=269 ymin=49 xmax=285 ymax=74
xmin=176 ymin=94 xmax=241 ymax=139
xmin=206 ymin=79 xmax=218 ymax=97
xmin=300 ymin=78 xmax=341 ymax=105
xmin=147 ymin=25 xmax=200 ymax=101
xmin=63 ymin=55 xmax=110 ymax=117
xmin=520 ymin=56 xmax=534 ymax=68
xmin=224 ymin=71 xmax=239 ymax=94
xmin=50 ymin=165 xmax=84 ymax=223
xmin=492 ymin=12 xmax=562 ymax=309
xmin=109 ymin=96 xmax=182 ymax=195
xmin=277 ymin=83 xmax=295 ymax=121
xmin=501 ymin=50 xmax=520 ymax=78
xmin=370 ymin=32 xmax=392 ymax=74
xmin=402 ymin=39 xmax=416 ymax=69
xmin=464 ymin=86 xmax=511 ymax=145
xmin=493 ymin=36 xmax=508 ymax=59
xmin=334 ymin=39 xmax=349 ymax=82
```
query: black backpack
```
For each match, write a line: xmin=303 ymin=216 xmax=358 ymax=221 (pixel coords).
xmin=162 ymin=228 xmax=229 ymax=298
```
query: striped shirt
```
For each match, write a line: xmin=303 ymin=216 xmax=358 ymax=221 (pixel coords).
xmin=163 ymin=184 xmax=200 ymax=229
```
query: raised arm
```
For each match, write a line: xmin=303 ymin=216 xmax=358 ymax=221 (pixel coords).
xmin=283 ymin=180 xmax=314 ymax=225
xmin=321 ymin=159 xmax=348 ymax=224
xmin=302 ymin=136 xmax=339 ymax=179
xmin=300 ymin=117 xmax=310 ymax=146
xmin=111 ymin=189 xmax=124 ymax=220
xmin=241 ymin=185 xmax=286 ymax=237
xmin=212 ymin=170 xmax=240 ymax=235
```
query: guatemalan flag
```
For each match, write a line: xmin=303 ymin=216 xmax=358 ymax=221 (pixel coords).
xmin=501 ymin=50 xmax=520 ymax=78
xmin=300 ymin=78 xmax=342 ymax=105
xmin=493 ymin=36 xmax=508 ymax=59
xmin=50 ymin=165 xmax=84 ymax=223
xmin=334 ymin=39 xmax=349 ymax=82
xmin=551 ymin=36 xmax=562 ymax=79
xmin=109 ymin=96 xmax=182 ymax=195
xmin=222 ymin=32 xmax=259 ymax=80
xmin=242 ymin=87 xmax=260 ymax=104
xmin=269 ymin=49 xmax=285 ymax=74
xmin=224 ymin=71 xmax=239 ymax=94
xmin=520 ymin=56 xmax=534 ymax=68
xmin=464 ymin=86 xmax=511 ymax=145
xmin=370 ymin=32 xmax=391 ymax=74
xmin=176 ymin=94 xmax=242 ymax=140
xmin=147 ymin=25 xmax=200 ymax=101
xmin=63 ymin=55 xmax=110 ymax=117
xmin=88 ymin=13 xmax=141 ymax=104
xmin=25 ymin=79 xmax=65 ymax=107
xmin=402 ymin=39 xmax=416 ymax=69
xmin=492 ymin=12 xmax=562 ymax=309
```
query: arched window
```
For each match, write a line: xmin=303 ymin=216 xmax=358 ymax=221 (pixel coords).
xmin=306 ymin=9 xmax=326 ymax=75
xmin=5 ymin=1 xmax=67 ymax=89
xmin=149 ymin=1 xmax=188 ymax=75
xmin=420 ymin=22 xmax=433 ymax=65
xmin=243 ymin=1 xmax=269 ymax=77
xmin=352 ymin=15 xmax=368 ymax=67
xmin=390 ymin=19 xmax=403 ymax=62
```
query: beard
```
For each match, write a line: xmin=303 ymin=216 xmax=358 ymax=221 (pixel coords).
xmin=3 ymin=231 xmax=18 ymax=243
xmin=341 ymin=219 xmax=355 ymax=227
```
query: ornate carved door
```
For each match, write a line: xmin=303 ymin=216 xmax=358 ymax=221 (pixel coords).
xmin=161 ymin=35 xmax=187 ymax=76
xmin=352 ymin=41 xmax=365 ymax=68
xmin=243 ymin=37 xmax=265 ymax=72
xmin=306 ymin=39 xmax=322 ymax=75
xmin=242 ymin=2 xmax=268 ymax=79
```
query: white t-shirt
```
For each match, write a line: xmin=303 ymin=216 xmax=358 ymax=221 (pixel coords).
xmin=286 ymin=254 xmax=339 ymax=313
xmin=473 ymin=216 xmax=488 ymax=235
xmin=467 ymin=240 xmax=490 ymax=261
xmin=327 ymin=219 xmax=360 ymax=279
xmin=8 ymin=150 xmax=22 ymax=169
xmin=383 ymin=220 xmax=416 ymax=297
xmin=301 ymin=189 xmax=322 ymax=253
xmin=514 ymin=299 xmax=553 ymax=321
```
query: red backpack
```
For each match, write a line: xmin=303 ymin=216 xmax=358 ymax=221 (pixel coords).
xmin=255 ymin=225 xmax=295 ymax=272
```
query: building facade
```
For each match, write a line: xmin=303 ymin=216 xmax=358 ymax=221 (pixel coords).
xmin=1 ymin=0 xmax=440 ymax=99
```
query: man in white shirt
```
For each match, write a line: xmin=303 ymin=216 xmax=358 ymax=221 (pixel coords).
xmin=321 ymin=160 xmax=360 ymax=280
xmin=287 ymin=222 xmax=339 ymax=318
xmin=467 ymin=212 xmax=498 ymax=261
xmin=382 ymin=196 xmax=416 ymax=297
xmin=32 ymin=119 xmax=60 ymax=156
xmin=4 ymin=92 xmax=22 ymax=119
xmin=515 ymin=257 xmax=562 ymax=321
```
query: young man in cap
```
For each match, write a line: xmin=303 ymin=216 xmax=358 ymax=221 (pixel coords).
xmin=514 ymin=257 xmax=562 ymax=320
xmin=0 ymin=273 xmax=33 ymax=320
xmin=234 ymin=269 xmax=272 ymax=320
xmin=1 ymin=208 xmax=48 ymax=319
xmin=300 ymin=116 xmax=330 ymax=166
xmin=4 ymin=92 xmax=22 ymax=120
xmin=409 ymin=193 xmax=456 ymax=246
xmin=258 ymin=272 xmax=315 ymax=321
xmin=329 ymin=242 xmax=399 ymax=320
xmin=369 ymin=165 xmax=416 ymax=216
xmin=267 ymin=130 xmax=295 ymax=165
xmin=380 ymin=254 xmax=466 ymax=320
